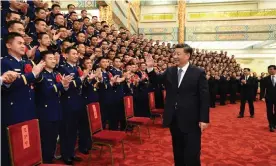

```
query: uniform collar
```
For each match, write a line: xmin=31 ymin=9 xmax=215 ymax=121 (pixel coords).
xmin=8 ymin=54 xmax=22 ymax=62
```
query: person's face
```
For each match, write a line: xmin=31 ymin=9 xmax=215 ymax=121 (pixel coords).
xmin=83 ymin=18 xmax=90 ymax=25
xmin=59 ymin=28 xmax=68 ymax=39
xmin=68 ymin=5 xmax=75 ymax=12
xmin=140 ymin=63 xmax=146 ymax=71
xmin=174 ymin=48 xmax=190 ymax=66
xmin=6 ymin=13 xmax=21 ymax=22
xmin=95 ymin=48 xmax=102 ymax=57
xmin=253 ymin=72 xmax=257 ymax=76
xmin=92 ymin=17 xmax=98 ymax=23
xmin=86 ymin=26 xmax=94 ymax=34
xmin=112 ymin=45 xmax=117 ymax=51
xmin=78 ymin=44 xmax=86 ymax=54
xmin=113 ymin=59 xmax=121 ymax=68
xmin=96 ymin=23 xmax=101 ymax=30
xmin=35 ymin=21 xmax=47 ymax=32
xmin=55 ymin=15 xmax=64 ymax=26
xmin=6 ymin=36 xmax=25 ymax=56
xmin=158 ymin=60 xmax=163 ymax=67
xmin=244 ymin=69 xmax=250 ymax=76
xmin=108 ymin=51 xmax=116 ymax=60
xmin=67 ymin=49 xmax=79 ymax=64
xmin=99 ymin=59 xmax=109 ymax=69
xmin=8 ymin=23 xmax=25 ymax=36
xmin=33 ymin=0 xmax=44 ymax=7
xmin=77 ymin=33 xmax=86 ymax=43
xmin=52 ymin=6 xmax=60 ymax=14
xmin=121 ymin=47 xmax=126 ymax=53
xmin=100 ymin=32 xmax=107 ymax=38
xmin=36 ymin=9 xmax=47 ymax=19
xmin=40 ymin=34 xmax=51 ymax=46
xmin=107 ymin=35 xmax=113 ymax=41
xmin=132 ymin=65 xmax=138 ymax=72
xmin=83 ymin=59 xmax=92 ymax=70
xmin=9 ymin=0 xmax=23 ymax=10
xmin=101 ymin=42 xmax=108 ymax=49
xmin=73 ymin=21 xmax=81 ymax=30
xmin=268 ymin=67 xmax=276 ymax=75
xmin=70 ymin=13 xmax=78 ymax=21
xmin=116 ymin=38 xmax=121 ymax=44
xmin=62 ymin=42 xmax=71 ymax=52
xmin=91 ymin=37 xmax=97 ymax=45
xmin=81 ymin=11 xmax=87 ymax=18
xmin=45 ymin=54 xmax=57 ymax=69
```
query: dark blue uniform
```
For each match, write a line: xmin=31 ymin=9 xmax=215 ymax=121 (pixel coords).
xmin=80 ymin=78 xmax=99 ymax=151
xmin=1 ymin=54 xmax=38 ymax=166
xmin=35 ymin=70 xmax=63 ymax=163
xmin=58 ymin=63 xmax=85 ymax=160
xmin=109 ymin=67 xmax=128 ymax=130
xmin=98 ymin=70 xmax=114 ymax=129
xmin=134 ymin=71 xmax=151 ymax=117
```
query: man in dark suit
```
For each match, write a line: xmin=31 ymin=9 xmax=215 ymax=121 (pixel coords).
xmin=146 ymin=44 xmax=210 ymax=166
xmin=238 ymin=68 xmax=255 ymax=118
xmin=264 ymin=65 xmax=276 ymax=132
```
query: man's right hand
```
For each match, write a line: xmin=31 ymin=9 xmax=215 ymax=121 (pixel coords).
xmin=145 ymin=54 xmax=154 ymax=68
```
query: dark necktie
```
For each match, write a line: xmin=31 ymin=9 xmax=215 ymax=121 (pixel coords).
xmin=178 ymin=68 xmax=183 ymax=87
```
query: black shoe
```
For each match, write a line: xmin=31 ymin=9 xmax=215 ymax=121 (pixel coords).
xmin=79 ymin=149 xmax=89 ymax=155
xmin=71 ymin=156 xmax=82 ymax=162
xmin=250 ymin=115 xmax=254 ymax=118
xmin=63 ymin=158 xmax=73 ymax=165
xmin=237 ymin=115 xmax=244 ymax=118
xmin=269 ymin=127 xmax=275 ymax=132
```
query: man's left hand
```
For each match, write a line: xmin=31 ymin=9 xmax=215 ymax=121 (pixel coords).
xmin=199 ymin=122 xmax=209 ymax=132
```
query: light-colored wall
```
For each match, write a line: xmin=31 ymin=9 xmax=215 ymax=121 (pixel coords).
xmin=258 ymin=1 xmax=276 ymax=9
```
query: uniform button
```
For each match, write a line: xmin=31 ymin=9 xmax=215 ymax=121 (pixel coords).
xmin=11 ymin=102 xmax=13 ymax=105
xmin=59 ymin=101 xmax=60 ymax=103
xmin=45 ymin=105 xmax=48 ymax=107
xmin=68 ymin=96 xmax=70 ymax=98
xmin=85 ymin=97 xmax=87 ymax=99
xmin=115 ymin=91 xmax=116 ymax=92
xmin=30 ymin=98 xmax=31 ymax=100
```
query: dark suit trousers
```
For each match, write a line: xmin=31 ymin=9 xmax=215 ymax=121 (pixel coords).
xmin=260 ymin=87 xmax=265 ymax=100
xmin=39 ymin=121 xmax=60 ymax=163
xmin=265 ymin=99 xmax=276 ymax=127
xmin=239 ymin=98 xmax=254 ymax=116
xmin=170 ymin=115 xmax=201 ymax=166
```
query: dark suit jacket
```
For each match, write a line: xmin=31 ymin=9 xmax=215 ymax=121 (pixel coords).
xmin=148 ymin=65 xmax=210 ymax=133
xmin=264 ymin=75 xmax=276 ymax=101
xmin=240 ymin=75 xmax=254 ymax=99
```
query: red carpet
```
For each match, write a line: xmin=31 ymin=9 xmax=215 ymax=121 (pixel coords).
xmin=55 ymin=101 xmax=276 ymax=166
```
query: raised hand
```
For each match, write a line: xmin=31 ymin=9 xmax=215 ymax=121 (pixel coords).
xmin=26 ymin=46 xmax=38 ymax=59
xmin=32 ymin=60 xmax=46 ymax=77
xmin=145 ymin=55 xmax=154 ymax=68
xmin=61 ymin=74 xmax=73 ymax=89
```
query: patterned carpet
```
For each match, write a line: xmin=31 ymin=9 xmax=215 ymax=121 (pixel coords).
xmin=55 ymin=101 xmax=276 ymax=166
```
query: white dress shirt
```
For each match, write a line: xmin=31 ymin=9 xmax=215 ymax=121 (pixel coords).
xmin=177 ymin=62 xmax=189 ymax=87
xmin=272 ymin=74 xmax=276 ymax=86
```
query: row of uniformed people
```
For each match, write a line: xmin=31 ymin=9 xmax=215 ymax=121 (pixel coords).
xmin=1 ymin=32 xmax=165 ymax=166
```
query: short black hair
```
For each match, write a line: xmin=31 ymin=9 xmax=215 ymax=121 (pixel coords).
xmin=175 ymin=43 xmax=193 ymax=56
xmin=61 ymin=40 xmax=71 ymax=45
xmin=7 ymin=20 xmax=23 ymax=29
xmin=81 ymin=9 xmax=87 ymax=13
xmin=34 ymin=18 xmax=46 ymax=25
xmin=113 ymin=56 xmax=121 ymax=62
xmin=65 ymin=47 xmax=77 ymax=54
xmin=6 ymin=11 xmax=20 ymax=19
xmin=69 ymin=11 xmax=77 ymax=17
xmin=98 ymin=56 xmax=108 ymax=62
xmin=268 ymin=65 xmax=276 ymax=70
xmin=41 ymin=50 xmax=54 ymax=59
xmin=35 ymin=7 xmax=45 ymax=14
xmin=51 ymin=4 xmax=60 ymax=9
xmin=67 ymin=4 xmax=75 ymax=9
xmin=5 ymin=32 xmax=23 ymax=44
xmin=244 ymin=68 xmax=251 ymax=72
xmin=92 ymin=16 xmax=97 ymax=19
xmin=55 ymin=13 xmax=64 ymax=18
xmin=38 ymin=32 xmax=48 ymax=39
